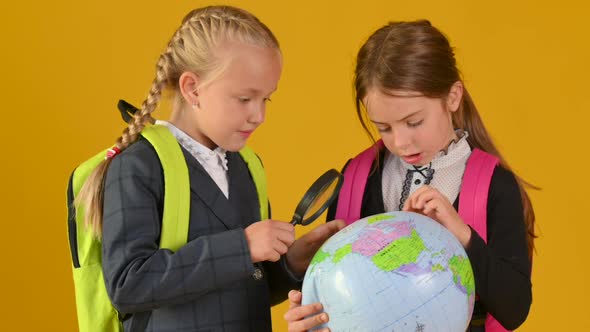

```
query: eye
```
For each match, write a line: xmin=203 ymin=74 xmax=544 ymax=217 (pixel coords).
xmin=238 ymin=96 xmax=251 ymax=103
xmin=377 ymin=126 xmax=391 ymax=133
xmin=407 ymin=119 xmax=423 ymax=128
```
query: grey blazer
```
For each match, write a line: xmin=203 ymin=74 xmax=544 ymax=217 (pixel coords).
xmin=102 ymin=138 xmax=299 ymax=332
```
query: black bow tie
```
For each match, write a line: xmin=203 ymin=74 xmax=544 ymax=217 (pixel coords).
xmin=409 ymin=164 xmax=435 ymax=183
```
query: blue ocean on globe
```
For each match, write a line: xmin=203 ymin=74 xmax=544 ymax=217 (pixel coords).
xmin=302 ymin=211 xmax=475 ymax=332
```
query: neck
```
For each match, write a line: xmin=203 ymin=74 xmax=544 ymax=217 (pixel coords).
xmin=168 ymin=105 xmax=217 ymax=150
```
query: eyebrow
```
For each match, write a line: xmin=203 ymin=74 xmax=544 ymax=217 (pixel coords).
xmin=371 ymin=110 xmax=423 ymax=125
xmin=239 ymin=87 xmax=277 ymax=95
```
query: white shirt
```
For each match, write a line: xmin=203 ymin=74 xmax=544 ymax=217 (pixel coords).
xmin=155 ymin=120 xmax=230 ymax=198
xmin=382 ymin=131 xmax=472 ymax=211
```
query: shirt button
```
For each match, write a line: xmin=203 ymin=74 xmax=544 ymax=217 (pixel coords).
xmin=414 ymin=179 xmax=421 ymax=185
xmin=253 ymin=267 xmax=263 ymax=280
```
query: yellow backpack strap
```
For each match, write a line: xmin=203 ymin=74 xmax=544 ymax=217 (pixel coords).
xmin=141 ymin=125 xmax=190 ymax=251
xmin=239 ymin=146 xmax=269 ymax=220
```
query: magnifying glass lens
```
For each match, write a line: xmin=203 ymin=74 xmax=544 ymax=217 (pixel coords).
xmin=290 ymin=169 xmax=343 ymax=226
xmin=302 ymin=180 xmax=339 ymax=221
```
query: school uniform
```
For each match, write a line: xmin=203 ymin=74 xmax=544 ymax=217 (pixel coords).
xmin=101 ymin=122 xmax=299 ymax=332
xmin=327 ymin=132 xmax=532 ymax=331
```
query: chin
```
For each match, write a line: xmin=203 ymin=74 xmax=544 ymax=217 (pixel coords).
xmin=224 ymin=141 xmax=247 ymax=152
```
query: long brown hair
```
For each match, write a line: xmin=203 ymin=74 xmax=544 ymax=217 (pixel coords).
xmin=354 ymin=20 xmax=536 ymax=257
xmin=75 ymin=6 xmax=280 ymax=238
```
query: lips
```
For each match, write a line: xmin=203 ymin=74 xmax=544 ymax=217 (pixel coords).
xmin=238 ymin=130 xmax=254 ymax=138
xmin=402 ymin=153 xmax=422 ymax=164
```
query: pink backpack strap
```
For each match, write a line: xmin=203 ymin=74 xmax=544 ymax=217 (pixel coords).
xmin=335 ymin=140 xmax=383 ymax=225
xmin=459 ymin=148 xmax=509 ymax=332
xmin=459 ymin=148 xmax=498 ymax=242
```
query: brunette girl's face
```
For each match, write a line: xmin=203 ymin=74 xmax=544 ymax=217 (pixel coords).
xmin=363 ymin=83 xmax=462 ymax=166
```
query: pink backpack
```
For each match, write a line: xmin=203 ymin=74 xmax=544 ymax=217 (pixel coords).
xmin=334 ymin=140 xmax=509 ymax=332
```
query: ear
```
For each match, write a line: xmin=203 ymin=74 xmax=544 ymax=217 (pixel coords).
xmin=446 ymin=81 xmax=464 ymax=113
xmin=179 ymin=71 xmax=201 ymax=108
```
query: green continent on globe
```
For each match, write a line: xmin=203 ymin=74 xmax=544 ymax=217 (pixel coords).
xmin=431 ymin=264 xmax=445 ymax=272
xmin=431 ymin=250 xmax=444 ymax=258
xmin=309 ymin=249 xmax=331 ymax=271
xmin=367 ymin=214 xmax=393 ymax=224
xmin=371 ymin=229 xmax=426 ymax=271
xmin=333 ymin=244 xmax=352 ymax=263
xmin=449 ymin=255 xmax=475 ymax=295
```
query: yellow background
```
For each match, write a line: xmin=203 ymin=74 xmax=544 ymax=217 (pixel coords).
xmin=1 ymin=0 xmax=588 ymax=330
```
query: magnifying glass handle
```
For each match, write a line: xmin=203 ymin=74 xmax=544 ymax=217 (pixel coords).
xmin=290 ymin=218 xmax=299 ymax=226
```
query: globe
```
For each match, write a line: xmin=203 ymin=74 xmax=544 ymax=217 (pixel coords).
xmin=302 ymin=211 xmax=475 ymax=332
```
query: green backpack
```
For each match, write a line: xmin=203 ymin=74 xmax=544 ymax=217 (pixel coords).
xmin=67 ymin=124 xmax=268 ymax=331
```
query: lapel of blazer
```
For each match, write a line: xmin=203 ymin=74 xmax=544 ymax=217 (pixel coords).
xmin=226 ymin=152 xmax=259 ymax=226
xmin=182 ymin=148 xmax=244 ymax=230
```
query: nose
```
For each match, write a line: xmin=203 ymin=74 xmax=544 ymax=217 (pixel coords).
xmin=248 ymin=102 xmax=266 ymax=125
xmin=392 ymin=127 xmax=411 ymax=151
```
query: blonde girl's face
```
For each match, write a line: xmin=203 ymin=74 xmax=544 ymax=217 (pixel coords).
xmin=363 ymin=87 xmax=461 ymax=166
xmin=191 ymin=42 xmax=282 ymax=152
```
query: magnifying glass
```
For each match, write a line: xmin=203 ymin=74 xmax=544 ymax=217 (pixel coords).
xmin=290 ymin=169 xmax=343 ymax=226
xmin=117 ymin=100 xmax=344 ymax=226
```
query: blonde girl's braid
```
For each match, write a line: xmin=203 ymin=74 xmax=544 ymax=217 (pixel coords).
xmin=76 ymin=19 xmax=188 ymax=238
xmin=116 ymin=51 xmax=171 ymax=150
xmin=76 ymin=5 xmax=280 ymax=239
xmin=75 ymin=47 xmax=173 ymax=238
